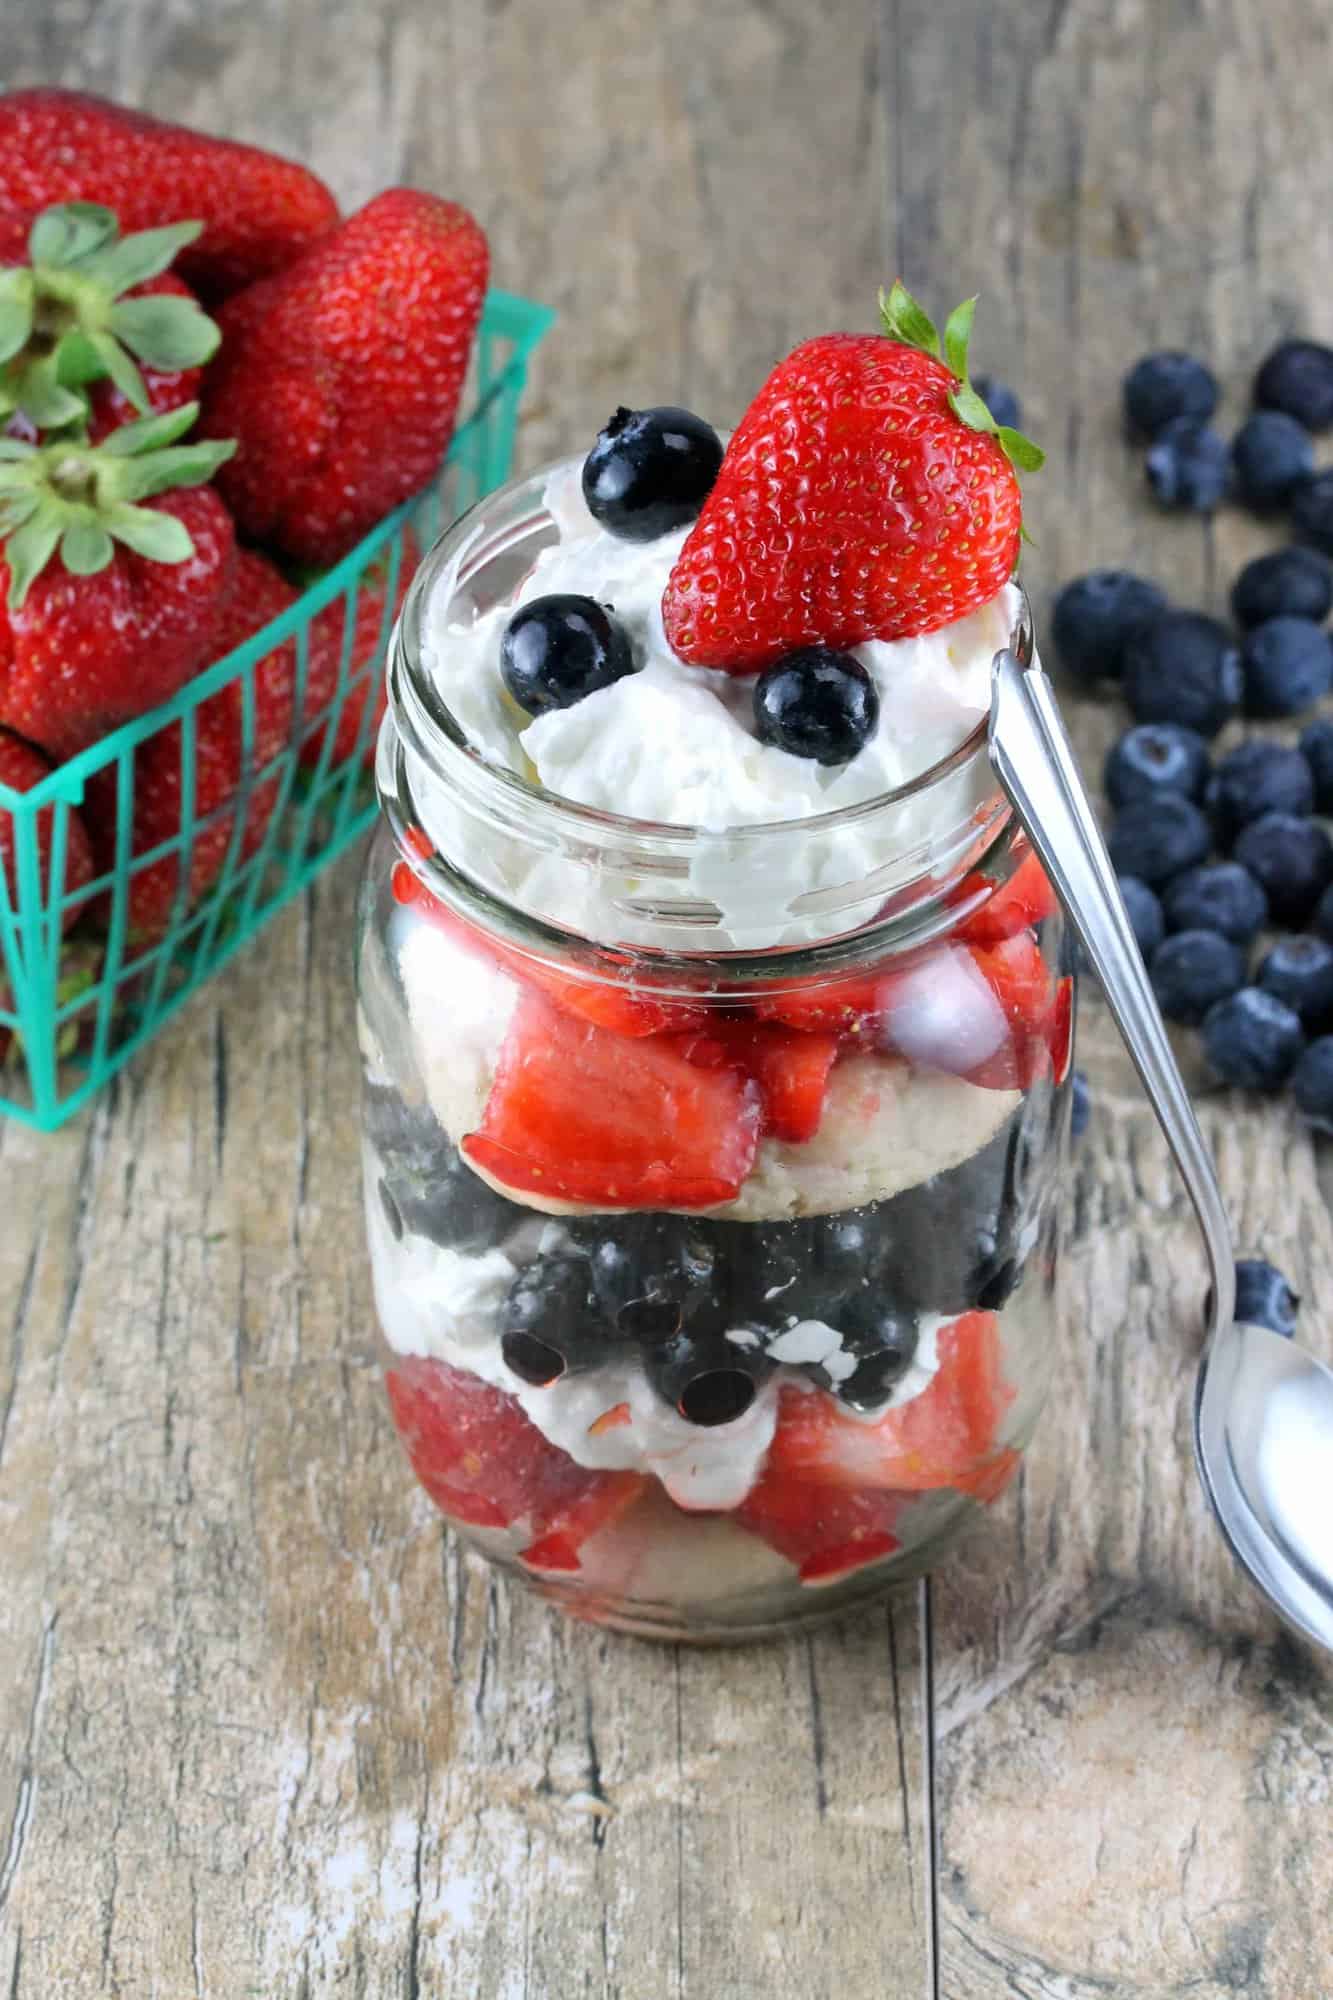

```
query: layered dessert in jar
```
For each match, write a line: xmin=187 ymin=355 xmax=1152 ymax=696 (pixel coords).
xmin=358 ymin=287 xmax=1070 ymax=1638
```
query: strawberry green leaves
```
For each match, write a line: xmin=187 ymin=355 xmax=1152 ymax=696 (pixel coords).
xmin=0 ymin=402 xmax=235 ymax=609
xmin=0 ymin=202 xmax=221 ymax=430
xmin=879 ymin=280 xmax=1045 ymax=478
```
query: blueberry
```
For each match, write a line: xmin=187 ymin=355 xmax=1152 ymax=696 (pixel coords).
xmin=1241 ymin=616 xmax=1333 ymax=718
xmin=1122 ymin=612 xmax=1242 ymax=738
xmin=1299 ymin=717 xmax=1333 ymax=815
xmin=1103 ymin=723 xmax=1209 ymax=809
xmin=582 ymin=405 xmax=723 ymax=542
xmin=753 ymin=646 xmax=879 ymax=766
xmin=647 ymin=1333 xmax=772 ymax=1426
xmin=1291 ymin=470 xmax=1333 ymax=555
xmin=1291 ymin=1036 xmax=1333 ymax=1133
xmin=1201 ymin=987 xmax=1305 ymax=1089
xmin=1233 ymin=1258 xmax=1300 ymax=1337
xmin=1070 ymin=1069 xmax=1091 ymax=1140
xmin=367 ymin=1087 xmax=517 ymax=1248
xmin=1107 ymin=794 xmax=1211 ymax=888
xmin=1162 ymin=862 xmax=1268 ymax=945
xmin=1051 ymin=571 xmax=1168 ymax=683
xmin=1145 ymin=418 xmax=1230 ymax=512
xmin=1149 ymin=931 xmax=1247 ymax=1025
xmin=1314 ymin=882 xmax=1333 ymax=945
xmin=812 ymin=1301 xmax=921 ymax=1412
xmin=589 ymin=1219 xmax=714 ymax=1341
xmin=1230 ymin=547 xmax=1333 ymax=629
xmin=1232 ymin=811 xmax=1333 ymax=925
xmin=1256 ymin=934 xmax=1333 ymax=1030
xmin=500 ymin=594 xmax=636 ymax=714
xmin=1231 ymin=411 xmax=1315 ymax=510
xmin=502 ymin=1254 xmax=603 ymax=1383
xmin=1123 ymin=351 xmax=1219 ymax=439
xmin=972 ymin=373 xmax=1022 ymax=430
xmin=1254 ymin=338 xmax=1333 ymax=432
xmin=1118 ymin=875 xmax=1166 ymax=960
xmin=1206 ymin=739 xmax=1314 ymax=846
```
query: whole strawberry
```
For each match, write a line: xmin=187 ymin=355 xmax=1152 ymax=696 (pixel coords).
xmin=0 ymin=402 xmax=236 ymax=760
xmin=200 ymin=190 xmax=488 ymax=566
xmin=0 ymin=90 xmax=338 ymax=298
xmin=662 ymin=285 xmax=1043 ymax=672
xmin=0 ymin=726 xmax=94 ymax=927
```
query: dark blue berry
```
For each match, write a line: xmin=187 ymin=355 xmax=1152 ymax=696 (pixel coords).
xmin=1150 ymin=931 xmax=1247 ymax=1025
xmin=972 ymin=373 xmax=1022 ymax=430
xmin=1206 ymin=739 xmax=1314 ymax=846
xmin=1230 ymin=546 xmax=1333 ymax=628
xmin=1256 ymin=934 xmax=1333 ymax=1030
xmin=754 ymin=646 xmax=879 ymax=765
xmin=582 ymin=405 xmax=723 ymax=542
xmin=1104 ymin=723 xmax=1208 ymax=809
xmin=1232 ymin=811 xmax=1333 ymax=925
xmin=1070 ymin=1069 xmax=1091 ymax=1140
xmin=813 ymin=1302 xmax=920 ymax=1412
xmin=1231 ymin=411 xmax=1315 ymax=510
xmin=1254 ymin=338 xmax=1333 ymax=432
xmin=1145 ymin=418 xmax=1230 ymax=512
xmin=1314 ymin=881 xmax=1333 ymax=945
xmin=1162 ymin=862 xmax=1268 ymax=945
xmin=501 ymin=594 xmax=636 ymax=714
xmin=1291 ymin=1036 xmax=1333 ymax=1134
xmin=1299 ymin=717 xmax=1333 ymax=815
xmin=1051 ymin=571 xmax=1168 ymax=683
xmin=1118 ymin=875 xmax=1166 ymax=960
xmin=1122 ymin=612 xmax=1242 ymax=738
xmin=1233 ymin=1258 xmax=1300 ymax=1337
xmin=1107 ymin=794 xmax=1211 ymax=888
xmin=647 ymin=1333 xmax=772 ymax=1426
xmin=589 ymin=1219 xmax=715 ymax=1340
xmin=1291 ymin=470 xmax=1333 ymax=555
xmin=1241 ymin=616 xmax=1333 ymax=718
xmin=1202 ymin=987 xmax=1304 ymax=1089
xmin=1123 ymin=351 xmax=1219 ymax=438
xmin=502 ymin=1255 xmax=604 ymax=1383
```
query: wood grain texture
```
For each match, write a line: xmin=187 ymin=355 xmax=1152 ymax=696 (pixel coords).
xmin=4 ymin=1 xmax=1333 ymax=1995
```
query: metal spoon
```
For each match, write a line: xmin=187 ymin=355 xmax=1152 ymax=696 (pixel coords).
xmin=988 ymin=647 xmax=1333 ymax=1653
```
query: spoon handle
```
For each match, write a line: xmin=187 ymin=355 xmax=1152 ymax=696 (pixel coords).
xmin=987 ymin=648 xmax=1235 ymax=1332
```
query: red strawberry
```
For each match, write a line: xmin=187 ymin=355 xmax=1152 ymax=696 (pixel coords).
xmin=0 ymin=90 xmax=338 ymax=298
xmin=200 ymin=190 xmax=488 ymax=566
xmin=1048 ymin=974 xmax=1075 ymax=1087
xmin=675 ymin=1019 xmax=839 ymax=1142
xmin=735 ymin=1464 xmax=901 ymax=1584
xmin=954 ymin=843 xmax=1059 ymax=946
xmin=961 ymin=932 xmax=1055 ymax=1089
xmin=85 ymin=274 xmax=206 ymax=441
xmin=0 ymin=727 xmax=93 ymax=926
xmin=662 ymin=284 xmax=1042 ymax=673
xmin=463 ymin=988 xmax=761 ymax=1209
xmin=753 ymin=967 xmax=896 ymax=1037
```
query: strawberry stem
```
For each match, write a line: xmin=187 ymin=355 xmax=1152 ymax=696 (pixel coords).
xmin=879 ymin=279 xmax=1045 ymax=477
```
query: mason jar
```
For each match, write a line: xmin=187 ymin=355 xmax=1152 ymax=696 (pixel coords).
xmin=356 ymin=460 xmax=1072 ymax=1643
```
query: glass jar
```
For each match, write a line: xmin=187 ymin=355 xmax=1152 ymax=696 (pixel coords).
xmin=357 ymin=461 xmax=1073 ymax=1643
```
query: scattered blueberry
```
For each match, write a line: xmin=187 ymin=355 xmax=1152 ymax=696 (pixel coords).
xmin=813 ymin=1301 xmax=921 ymax=1411
xmin=1232 ymin=1258 xmax=1300 ymax=1337
xmin=972 ymin=373 xmax=1022 ymax=430
xmin=1255 ymin=934 xmax=1333 ymax=1030
xmin=647 ymin=1333 xmax=771 ymax=1426
xmin=1145 ymin=418 xmax=1230 ymax=512
xmin=1241 ymin=616 xmax=1333 ymax=717
xmin=753 ymin=647 xmax=879 ymax=765
xmin=1299 ymin=717 xmax=1333 ymax=815
xmin=1230 ymin=546 xmax=1333 ymax=629
xmin=1291 ymin=470 xmax=1333 ymax=555
xmin=1104 ymin=723 xmax=1209 ymax=809
xmin=1118 ymin=875 xmax=1166 ymax=960
xmin=1206 ymin=739 xmax=1314 ymax=846
xmin=1162 ymin=862 xmax=1268 ymax=946
xmin=588 ymin=1219 xmax=715 ymax=1340
xmin=1313 ymin=882 xmax=1333 ymax=946
xmin=1122 ymin=612 xmax=1242 ymax=738
xmin=1107 ymin=794 xmax=1211 ymax=887
xmin=1123 ymin=351 xmax=1219 ymax=438
xmin=1254 ymin=337 xmax=1333 ymax=432
xmin=1202 ymin=987 xmax=1305 ymax=1089
xmin=1230 ymin=410 xmax=1315 ymax=509
xmin=502 ymin=1254 xmax=603 ymax=1383
xmin=582 ymin=405 xmax=723 ymax=542
xmin=1232 ymin=811 xmax=1333 ymax=925
xmin=1291 ymin=1036 xmax=1333 ymax=1134
xmin=1051 ymin=571 xmax=1168 ymax=683
xmin=1070 ymin=1069 xmax=1091 ymax=1140
xmin=501 ymin=594 xmax=636 ymax=714
xmin=1150 ymin=930 xmax=1247 ymax=1026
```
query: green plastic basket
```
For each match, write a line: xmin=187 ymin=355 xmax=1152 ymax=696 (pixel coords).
xmin=0 ymin=288 xmax=554 ymax=1131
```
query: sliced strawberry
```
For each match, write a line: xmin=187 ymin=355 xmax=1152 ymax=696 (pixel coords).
xmin=520 ymin=1472 xmax=648 ymax=1572
xmin=955 ymin=847 xmax=1059 ymax=946
xmin=464 ymin=989 xmax=762 ymax=1208
xmin=765 ymin=1311 xmax=1015 ymax=1493
xmin=1049 ymin=974 xmax=1075 ymax=1086
xmin=753 ymin=970 xmax=888 ymax=1035
xmin=735 ymin=1462 xmax=901 ymax=1583
xmin=675 ymin=1019 xmax=839 ymax=1143
xmin=963 ymin=933 xmax=1056 ymax=1090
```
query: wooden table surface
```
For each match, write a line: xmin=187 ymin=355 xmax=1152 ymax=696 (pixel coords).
xmin=4 ymin=2 xmax=1333 ymax=1994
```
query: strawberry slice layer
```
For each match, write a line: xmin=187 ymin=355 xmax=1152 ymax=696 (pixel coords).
xmin=386 ymin=1357 xmax=647 ymax=1564
xmin=955 ymin=847 xmax=1059 ymax=946
xmin=674 ymin=1020 xmax=840 ymax=1143
xmin=735 ymin=1465 xmax=902 ymax=1584
xmin=464 ymin=989 xmax=762 ymax=1208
